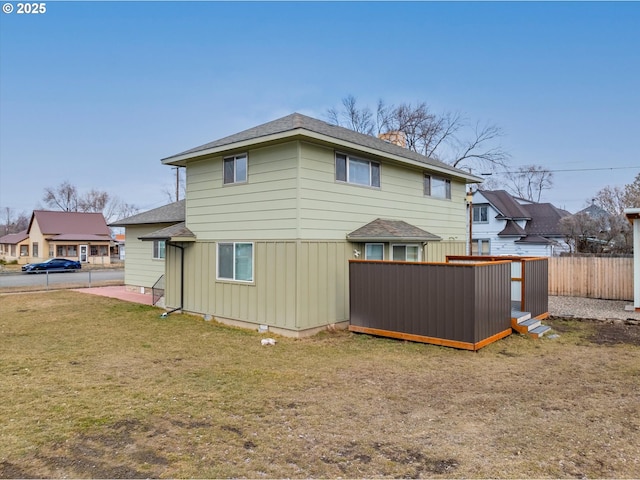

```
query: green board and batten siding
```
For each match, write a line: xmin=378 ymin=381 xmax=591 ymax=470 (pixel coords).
xmin=165 ymin=139 xmax=468 ymax=334
xmin=165 ymin=240 xmax=352 ymax=332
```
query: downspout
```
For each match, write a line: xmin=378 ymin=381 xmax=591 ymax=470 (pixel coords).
xmin=164 ymin=241 xmax=184 ymax=315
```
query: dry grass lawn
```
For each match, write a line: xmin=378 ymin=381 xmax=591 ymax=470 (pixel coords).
xmin=1 ymin=291 xmax=639 ymax=479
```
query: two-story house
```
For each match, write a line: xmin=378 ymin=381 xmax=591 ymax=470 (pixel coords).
xmin=471 ymin=189 xmax=571 ymax=257
xmin=147 ymin=113 xmax=481 ymax=336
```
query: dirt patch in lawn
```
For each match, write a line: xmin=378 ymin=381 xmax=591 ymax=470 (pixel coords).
xmin=2 ymin=291 xmax=640 ymax=479
xmin=550 ymin=316 xmax=640 ymax=346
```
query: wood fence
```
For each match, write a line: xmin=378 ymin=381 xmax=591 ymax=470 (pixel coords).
xmin=548 ymin=257 xmax=633 ymax=300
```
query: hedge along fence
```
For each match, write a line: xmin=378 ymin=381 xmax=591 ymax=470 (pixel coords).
xmin=548 ymin=256 xmax=632 ymax=300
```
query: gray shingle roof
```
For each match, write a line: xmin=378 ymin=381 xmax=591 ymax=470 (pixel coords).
xmin=162 ymin=113 xmax=481 ymax=182
xmin=110 ymin=200 xmax=185 ymax=226
xmin=478 ymin=190 xmax=531 ymax=220
xmin=498 ymin=220 xmax=527 ymax=237
xmin=138 ymin=222 xmax=195 ymax=241
xmin=521 ymin=203 xmax=570 ymax=237
xmin=347 ymin=218 xmax=441 ymax=242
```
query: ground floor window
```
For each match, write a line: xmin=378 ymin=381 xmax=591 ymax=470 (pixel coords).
xmin=90 ymin=245 xmax=109 ymax=256
xmin=391 ymin=244 xmax=421 ymax=262
xmin=57 ymin=245 xmax=77 ymax=257
xmin=20 ymin=245 xmax=29 ymax=257
xmin=217 ymin=242 xmax=253 ymax=282
xmin=153 ymin=240 xmax=166 ymax=259
xmin=472 ymin=239 xmax=491 ymax=255
xmin=33 ymin=242 xmax=39 ymax=257
xmin=365 ymin=243 xmax=384 ymax=260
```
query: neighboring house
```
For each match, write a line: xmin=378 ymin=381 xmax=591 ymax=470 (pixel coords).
xmin=147 ymin=112 xmax=481 ymax=336
xmin=576 ymin=202 xmax=609 ymax=222
xmin=19 ymin=210 xmax=111 ymax=265
xmin=21 ymin=210 xmax=113 ymax=265
xmin=110 ymin=200 xmax=185 ymax=292
xmin=0 ymin=230 xmax=29 ymax=262
xmin=471 ymin=190 xmax=571 ymax=256
xmin=112 ymin=234 xmax=126 ymax=260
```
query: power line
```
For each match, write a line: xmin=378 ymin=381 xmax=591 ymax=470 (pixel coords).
xmin=489 ymin=166 xmax=640 ymax=175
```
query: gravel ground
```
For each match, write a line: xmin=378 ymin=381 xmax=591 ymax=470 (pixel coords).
xmin=549 ymin=295 xmax=640 ymax=321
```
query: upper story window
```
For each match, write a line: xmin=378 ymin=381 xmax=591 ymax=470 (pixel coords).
xmin=473 ymin=205 xmax=489 ymax=223
xmin=424 ymin=174 xmax=451 ymax=199
xmin=223 ymin=153 xmax=248 ymax=185
xmin=336 ymin=153 xmax=380 ymax=188
xmin=153 ymin=240 xmax=166 ymax=259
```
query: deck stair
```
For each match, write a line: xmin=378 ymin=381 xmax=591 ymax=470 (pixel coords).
xmin=511 ymin=309 xmax=551 ymax=339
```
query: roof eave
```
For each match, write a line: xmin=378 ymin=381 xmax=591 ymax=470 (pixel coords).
xmin=347 ymin=235 xmax=442 ymax=243
xmin=162 ymin=128 xmax=483 ymax=183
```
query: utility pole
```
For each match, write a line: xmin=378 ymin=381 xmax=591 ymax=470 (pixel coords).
xmin=173 ymin=167 xmax=180 ymax=202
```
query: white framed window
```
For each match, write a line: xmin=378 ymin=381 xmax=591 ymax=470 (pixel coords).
xmin=153 ymin=240 xmax=166 ymax=259
xmin=217 ymin=242 xmax=254 ymax=282
xmin=473 ymin=205 xmax=489 ymax=223
xmin=335 ymin=152 xmax=380 ymax=188
xmin=365 ymin=243 xmax=384 ymax=260
xmin=472 ymin=239 xmax=491 ymax=255
xmin=223 ymin=153 xmax=248 ymax=185
xmin=391 ymin=244 xmax=421 ymax=262
xmin=424 ymin=174 xmax=451 ymax=199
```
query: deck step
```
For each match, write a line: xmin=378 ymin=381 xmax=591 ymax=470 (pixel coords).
xmin=510 ymin=309 xmax=551 ymax=338
xmin=511 ymin=310 xmax=531 ymax=323
xmin=512 ymin=318 xmax=541 ymax=334
xmin=529 ymin=325 xmax=552 ymax=339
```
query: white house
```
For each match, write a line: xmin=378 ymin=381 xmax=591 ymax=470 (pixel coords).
xmin=471 ymin=190 xmax=571 ymax=257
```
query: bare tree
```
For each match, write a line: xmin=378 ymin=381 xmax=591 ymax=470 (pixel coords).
xmin=591 ymin=181 xmax=634 ymax=253
xmin=326 ymin=95 xmax=510 ymax=173
xmin=504 ymin=165 xmax=554 ymax=202
xmin=2 ymin=207 xmax=29 ymax=235
xmin=623 ymin=173 xmax=640 ymax=208
xmin=327 ymin=95 xmax=375 ymax=135
xmin=42 ymin=181 xmax=138 ymax=223
xmin=78 ymin=189 xmax=110 ymax=213
xmin=559 ymin=212 xmax=608 ymax=253
xmin=43 ymin=181 xmax=78 ymax=211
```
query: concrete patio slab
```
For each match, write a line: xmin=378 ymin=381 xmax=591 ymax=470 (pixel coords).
xmin=73 ymin=285 xmax=154 ymax=305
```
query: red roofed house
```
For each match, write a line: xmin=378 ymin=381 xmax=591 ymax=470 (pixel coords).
xmin=22 ymin=210 xmax=113 ymax=265
xmin=0 ymin=230 xmax=30 ymax=262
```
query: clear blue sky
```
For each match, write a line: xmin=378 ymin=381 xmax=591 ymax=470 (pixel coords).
xmin=1 ymin=1 xmax=639 ymax=216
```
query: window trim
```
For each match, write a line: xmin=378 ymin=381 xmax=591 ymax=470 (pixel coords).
xmin=223 ymin=153 xmax=248 ymax=185
xmin=391 ymin=243 xmax=422 ymax=262
xmin=364 ymin=243 xmax=385 ymax=260
xmin=216 ymin=241 xmax=254 ymax=283
xmin=424 ymin=174 xmax=451 ymax=200
xmin=472 ymin=238 xmax=491 ymax=255
xmin=473 ymin=205 xmax=489 ymax=224
xmin=335 ymin=152 xmax=381 ymax=188
xmin=152 ymin=240 xmax=166 ymax=260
